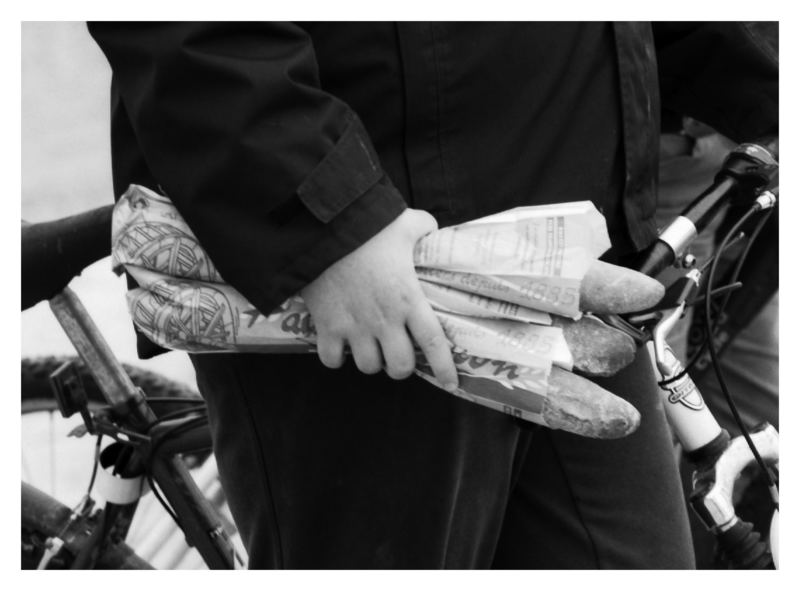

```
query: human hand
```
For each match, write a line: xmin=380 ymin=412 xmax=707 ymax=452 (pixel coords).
xmin=110 ymin=186 xmax=663 ymax=438
xmin=300 ymin=208 xmax=459 ymax=390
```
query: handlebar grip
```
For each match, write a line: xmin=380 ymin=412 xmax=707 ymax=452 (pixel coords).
xmin=21 ymin=204 xmax=113 ymax=310
xmin=714 ymin=520 xmax=774 ymax=569
xmin=634 ymin=143 xmax=777 ymax=278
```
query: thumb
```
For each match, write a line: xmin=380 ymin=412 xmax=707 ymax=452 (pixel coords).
xmin=403 ymin=208 xmax=439 ymax=240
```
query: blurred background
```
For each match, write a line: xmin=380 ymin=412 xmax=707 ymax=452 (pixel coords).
xmin=21 ymin=23 xmax=215 ymax=567
xmin=21 ymin=21 xmax=196 ymax=387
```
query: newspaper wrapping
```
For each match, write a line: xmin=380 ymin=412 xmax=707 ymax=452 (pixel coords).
xmin=112 ymin=184 xmax=635 ymax=437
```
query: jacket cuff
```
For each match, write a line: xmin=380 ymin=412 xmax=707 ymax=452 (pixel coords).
xmin=297 ymin=113 xmax=384 ymax=223
xmin=251 ymin=176 xmax=408 ymax=315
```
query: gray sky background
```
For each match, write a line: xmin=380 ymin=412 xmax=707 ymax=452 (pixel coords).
xmin=21 ymin=22 xmax=196 ymax=388
xmin=22 ymin=22 xmax=113 ymax=220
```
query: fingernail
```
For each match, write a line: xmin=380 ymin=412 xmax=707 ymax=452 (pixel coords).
xmin=443 ymin=382 xmax=458 ymax=392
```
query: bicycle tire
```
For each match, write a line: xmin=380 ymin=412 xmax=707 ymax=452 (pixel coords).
xmin=21 ymin=482 xmax=153 ymax=569
xmin=21 ymin=354 xmax=212 ymax=472
xmin=21 ymin=356 xmax=220 ymax=569
xmin=22 ymin=355 xmax=203 ymax=411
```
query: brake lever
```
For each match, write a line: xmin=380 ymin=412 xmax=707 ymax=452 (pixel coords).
xmin=601 ymin=269 xmax=726 ymax=452
xmin=648 ymin=270 xmax=700 ymax=374
xmin=597 ymin=270 xmax=701 ymax=350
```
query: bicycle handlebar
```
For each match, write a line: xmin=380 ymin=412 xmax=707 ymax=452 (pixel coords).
xmin=48 ymin=287 xmax=157 ymax=426
xmin=634 ymin=143 xmax=777 ymax=277
xmin=21 ymin=204 xmax=114 ymax=311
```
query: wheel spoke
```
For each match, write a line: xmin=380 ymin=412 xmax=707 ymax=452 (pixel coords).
xmin=48 ymin=412 xmax=56 ymax=497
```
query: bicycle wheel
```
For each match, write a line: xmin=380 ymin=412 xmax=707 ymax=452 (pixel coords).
xmin=21 ymin=356 xmax=244 ymax=569
xmin=22 ymin=481 xmax=152 ymax=569
xmin=22 ymin=355 xmax=203 ymax=411
xmin=21 ymin=356 xmax=206 ymax=507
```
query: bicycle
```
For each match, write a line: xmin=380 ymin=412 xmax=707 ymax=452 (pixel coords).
xmin=20 ymin=142 xmax=778 ymax=569
xmin=608 ymin=142 xmax=779 ymax=568
xmin=21 ymin=355 xmax=240 ymax=569
xmin=21 ymin=208 xmax=245 ymax=569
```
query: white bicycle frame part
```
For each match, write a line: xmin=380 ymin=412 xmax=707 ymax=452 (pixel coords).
xmin=646 ymin=341 xmax=722 ymax=452
xmin=694 ymin=425 xmax=779 ymax=532
xmin=770 ymin=509 xmax=779 ymax=568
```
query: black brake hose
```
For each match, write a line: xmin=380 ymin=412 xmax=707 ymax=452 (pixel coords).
xmin=144 ymin=415 xmax=211 ymax=527
xmin=716 ymin=210 xmax=773 ymax=318
xmin=703 ymin=204 xmax=778 ymax=504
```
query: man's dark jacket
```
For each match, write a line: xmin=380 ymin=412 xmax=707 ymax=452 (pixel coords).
xmin=88 ymin=22 xmax=777 ymax=357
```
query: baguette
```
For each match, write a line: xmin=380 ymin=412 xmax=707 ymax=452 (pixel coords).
xmin=544 ymin=366 xmax=640 ymax=439
xmin=554 ymin=315 xmax=636 ymax=377
xmin=580 ymin=260 xmax=663 ymax=314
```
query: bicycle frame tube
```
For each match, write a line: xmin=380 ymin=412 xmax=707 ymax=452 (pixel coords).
xmin=47 ymin=285 xmax=238 ymax=568
xmin=148 ymin=454 xmax=237 ymax=569
xmin=49 ymin=288 xmax=156 ymax=426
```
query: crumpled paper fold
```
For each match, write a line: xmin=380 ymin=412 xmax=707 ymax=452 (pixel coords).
xmin=112 ymin=184 xmax=618 ymax=435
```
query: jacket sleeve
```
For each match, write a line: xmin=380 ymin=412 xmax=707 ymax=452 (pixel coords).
xmin=653 ymin=22 xmax=778 ymax=143
xmin=88 ymin=22 xmax=407 ymax=315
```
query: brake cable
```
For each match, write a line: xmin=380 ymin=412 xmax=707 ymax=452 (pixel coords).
xmin=702 ymin=198 xmax=779 ymax=507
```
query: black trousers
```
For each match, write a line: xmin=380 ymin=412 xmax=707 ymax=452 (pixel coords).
xmin=191 ymin=347 xmax=695 ymax=569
